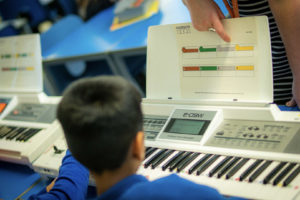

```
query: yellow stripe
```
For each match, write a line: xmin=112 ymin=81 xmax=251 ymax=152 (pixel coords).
xmin=26 ymin=67 xmax=35 ymax=71
xmin=236 ymin=66 xmax=254 ymax=71
xmin=235 ymin=44 xmax=254 ymax=51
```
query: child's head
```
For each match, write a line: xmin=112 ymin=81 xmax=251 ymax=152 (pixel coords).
xmin=57 ymin=76 xmax=143 ymax=174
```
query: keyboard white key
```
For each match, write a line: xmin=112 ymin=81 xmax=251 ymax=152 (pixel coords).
xmin=138 ymin=147 xmax=300 ymax=200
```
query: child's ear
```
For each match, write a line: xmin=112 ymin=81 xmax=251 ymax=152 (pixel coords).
xmin=132 ymin=131 xmax=145 ymax=161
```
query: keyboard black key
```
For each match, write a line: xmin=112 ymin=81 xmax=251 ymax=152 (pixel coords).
xmin=209 ymin=156 xmax=232 ymax=177
xmin=151 ymin=149 xmax=175 ymax=169
xmin=240 ymin=159 xmax=263 ymax=181
xmin=273 ymin=163 xmax=297 ymax=186
xmin=169 ymin=152 xmax=193 ymax=172
xmin=0 ymin=126 xmax=7 ymax=138
xmin=162 ymin=151 xmax=186 ymax=171
xmin=217 ymin=157 xmax=241 ymax=178
xmin=283 ymin=165 xmax=300 ymax=187
xmin=196 ymin=155 xmax=220 ymax=176
xmin=4 ymin=128 xmax=20 ymax=139
xmin=15 ymin=129 xmax=28 ymax=141
xmin=263 ymin=162 xmax=287 ymax=184
xmin=226 ymin=158 xmax=249 ymax=179
xmin=6 ymin=128 xmax=26 ymax=140
xmin=249 ymin=160 xmax=272 ymax=183
xmin=177 ymin=153 xmax=200 ymax=173
xmin=168 ymin=151 xmax=190 ymax=172
xmin=0 ymin=126 xmax=16 ymax=139
xmin=145 ymin=147 xmax=155 ymax=157
xmin=144 ymin=149 xmax=167 ymax=168
xmin=145 ymin=147 xmax=157 ymax=159
xmin=18 ymin=128 xmax=41 ymax=142
xmin=188 ymin=154 xmax=211 ymax=174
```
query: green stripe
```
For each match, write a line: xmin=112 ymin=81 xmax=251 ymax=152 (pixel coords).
xmin=200 ymin=66 xmax=218 ymax=71
xmin=2 ymin=54 xmax=11 ymax=58
xmin=199 ymin=46 xmax=217 ymax=52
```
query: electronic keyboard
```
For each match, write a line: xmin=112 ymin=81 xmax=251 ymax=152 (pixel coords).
xmin=33 ymin=17 xmax=300 ymax=199
xmin=33 ymin=101 xmax=300 ymax=200
xmin=0 ymin=34 xmax=63 ymax=166
xmin=0 ymin=93 xmax=62 ymax=166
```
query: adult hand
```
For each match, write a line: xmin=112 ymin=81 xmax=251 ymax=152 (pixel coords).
xmin=182 ymin=0 xmax=231 ymax=42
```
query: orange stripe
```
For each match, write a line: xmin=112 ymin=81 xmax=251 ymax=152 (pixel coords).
xmin=183 ymin=66 xmax=200 ymax=71
xmin=182 ymin=47 xmax=198 ymax=53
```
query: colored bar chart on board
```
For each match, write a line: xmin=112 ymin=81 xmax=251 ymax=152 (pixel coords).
xmin=0 ymin=34 xmax=43 ymax=93
xmin=183 ymin=65 xmax=254 ymax=71
xmin=181 ymin=44 xmax=254 ymax=58
xmin=183 ymin=65 xmax=255 ymax=77
xmin=1 ymin=67 xmax=35 ymax=72
xmin=170 ymin=16 xmax=273 ymax=100
xmin=1 ymin=52 xmax=36 ymax=72
xmin=1 ymin=53 xmax=33 ymax=59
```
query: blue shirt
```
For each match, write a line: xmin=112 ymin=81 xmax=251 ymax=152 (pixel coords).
xmin=29 ymin=150 xmax=90 ymax=200
xmin=98 ymin=174 xmax=244 ymax=200
xmin=30 ymin=152 xmax=244 ymax=200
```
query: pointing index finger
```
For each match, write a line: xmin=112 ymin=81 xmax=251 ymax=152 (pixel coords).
xmin=213 ymin=18 xmax=231 ymax=42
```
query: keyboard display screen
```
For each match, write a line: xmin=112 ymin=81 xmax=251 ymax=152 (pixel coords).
xmin=165 ymin=119 xmax=208 ymax=135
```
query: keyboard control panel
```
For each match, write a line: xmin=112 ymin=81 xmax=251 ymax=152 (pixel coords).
xmin=205 ymin=119 xmax=300 ymax=153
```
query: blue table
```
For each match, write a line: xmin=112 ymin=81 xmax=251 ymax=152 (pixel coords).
xmin=41 ymin=0 xmax=193 ymax=96
xmin=0 ymin=161 xmax=98 ymax=199
xmin=0 ymin=161 xmax=44 ymax=199
xmin=42 ymin=0 xmax=192 ymax=59
xmin=41 ymin=0 xmax=230 ymax=96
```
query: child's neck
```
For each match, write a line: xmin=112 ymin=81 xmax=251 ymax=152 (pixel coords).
xmin=92 ymin=160 xmax=139 ymax=196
